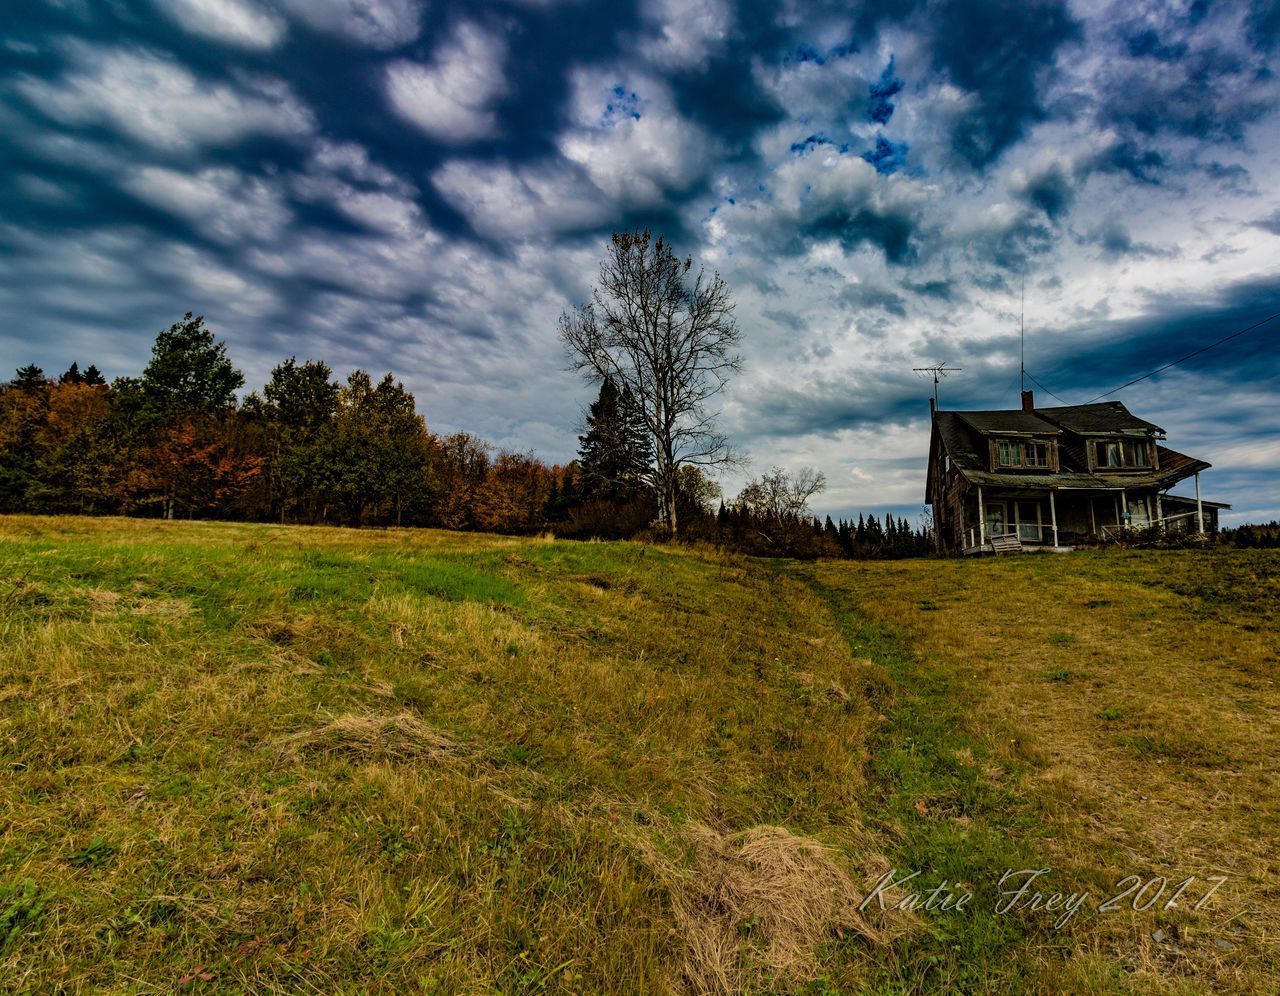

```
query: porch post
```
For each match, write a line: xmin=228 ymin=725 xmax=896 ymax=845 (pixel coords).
xmin=1049 ymin=490 xmax=1059 ymax=547
xmin=1115 ymin=492 xmax=1123 ymax=527
xmin=1155 ymin=493 xmax=1163 ymax=532
xmin=1195 ymin=472 xmax=1204 ymax=533
xmin=978 ymin=486 xmax=986 ymax=547
xmin=1089 ymin=498 xmax=1097 ymax=536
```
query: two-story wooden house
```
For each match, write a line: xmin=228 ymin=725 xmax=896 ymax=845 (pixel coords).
xmin=926 ymin=391 xmax=1228 ymax=553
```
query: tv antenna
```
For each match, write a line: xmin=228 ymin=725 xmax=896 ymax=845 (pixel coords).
xmin=1020 ymin=273 xmax=1026 ymax=393
xmin=913 ymin=363 xmax=962 ymax=408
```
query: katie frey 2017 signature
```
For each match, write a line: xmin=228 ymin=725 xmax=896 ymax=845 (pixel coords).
xmin=859 ymin=868 xmax=1230 ymax=929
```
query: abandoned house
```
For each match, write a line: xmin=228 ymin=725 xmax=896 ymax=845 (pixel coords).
xmin=926 ymin=391 xmax=1229 ymax=554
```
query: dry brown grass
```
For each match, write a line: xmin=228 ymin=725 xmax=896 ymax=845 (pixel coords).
xmin=279 ymin=712 xmax=457 ymax=762
xmin=0 ymin=515 xmax=885 ymax=992
xmin=640 ymin=822 xmax=896 ymax=994
xmin=806 ymin=549 xmax=1280 ymax=992
xmin=7 ymin=515 xmax=1271 ymax=991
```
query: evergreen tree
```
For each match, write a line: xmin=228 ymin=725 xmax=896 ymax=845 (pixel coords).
xmin=838 ymin=519 xmax=854 ymax=557
xmin=577 ymin=376 xmax=653 ymax=503
xmin=11 ymin=365 xmax=46 ymax=392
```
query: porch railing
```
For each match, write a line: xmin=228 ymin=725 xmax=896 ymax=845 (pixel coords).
xmin=1100 ymin=511 xmax=1203 ymax=537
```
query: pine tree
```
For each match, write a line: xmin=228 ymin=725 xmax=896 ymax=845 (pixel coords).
xmin=838 ymin=519 xmax=853 ymax=557
xmin=577 ymin=376 xmax=653 ymax=503
xmin=11 ymin=365 xmax=46 ymax=392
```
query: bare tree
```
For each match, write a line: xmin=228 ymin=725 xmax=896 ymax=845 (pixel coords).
xmin=560 ymin=230 xmax=742 ymax=534
xmin=736 ymin=466 xmax=827 ymax=522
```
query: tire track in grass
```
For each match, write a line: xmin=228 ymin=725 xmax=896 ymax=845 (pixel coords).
xmin=793 ymin=564 xmax=1085 ymax=994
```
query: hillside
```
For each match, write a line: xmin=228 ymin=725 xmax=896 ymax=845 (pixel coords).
xmin=1 ymin=517 xmax=1276 ymax=992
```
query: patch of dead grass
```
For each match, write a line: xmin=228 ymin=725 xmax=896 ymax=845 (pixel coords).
xmin=280 ymin=713 xmax=456 ymax=762
xmin=639 ymin=823 xmax=902 ymax=993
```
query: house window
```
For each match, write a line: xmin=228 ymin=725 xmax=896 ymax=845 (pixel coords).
xmin=1094 ymin=439 xmax=1149 ymax=469
xmin=996 ymin=440 xmax=1020 ymax=466
xmin=994 ymin=438 xmax=1053 ymax=469
xmin=984 ymin=502 xmax=1008 ymax=537
xmin=1016 ymin=501 xmax=1043 ymax=542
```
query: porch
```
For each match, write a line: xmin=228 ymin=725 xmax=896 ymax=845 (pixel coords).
xmin=958 ymin=483 xmax=1215 ymax=555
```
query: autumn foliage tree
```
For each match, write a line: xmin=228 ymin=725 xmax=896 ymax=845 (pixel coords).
xmin=473 ymin=452 xmax=554 ymax=533
xmin=0 ymin=309 xmax=930 ymax=559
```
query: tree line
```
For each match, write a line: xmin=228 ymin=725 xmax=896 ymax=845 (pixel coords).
xmin=1 ymin=230 xmax=935 ymax=557
xmin=0 ymin=317 xmax=929 ymax=556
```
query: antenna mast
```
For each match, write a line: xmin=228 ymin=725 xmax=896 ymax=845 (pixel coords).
xmin=912 ymin=363 xmax=962 ymax=408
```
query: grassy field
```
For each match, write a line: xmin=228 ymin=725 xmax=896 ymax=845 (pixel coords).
xmin=0 ymin=516 xmax=1276 ymax=993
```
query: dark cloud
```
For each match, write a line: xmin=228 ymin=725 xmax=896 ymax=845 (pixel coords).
xmin=1094 ymin=5 xmax=1280 ymax=144
xmin=0 ymin=0 xmax=1276 ymax=521
xmin=805 ymin=204 xmax=919 ymax=264
xmin=927 ymin=0 xmax=1082 ymax=167
xmin=1127 ymin=29 xmax=1188 ymax=62
xmin=840 ymin=282 xmax=908 ymax=316
xmin=1097 ymin=141 xmax=1166 ymax=184
xmin=1251 ymin=210 xmax=1280 ymax=236
xmin=1017 ymin=162 xmax=1074 ymax=219
xmin=1086 ymin=221 xmax=1174 ymax=260
xmin=905 ymin=279 xmax=962 ymax=302
xmin=1246 ymin=1 xmax=1280 ymax=50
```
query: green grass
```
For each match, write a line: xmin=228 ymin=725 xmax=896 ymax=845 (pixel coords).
xmin=1 ymin=517 xmax=1277 ymax=993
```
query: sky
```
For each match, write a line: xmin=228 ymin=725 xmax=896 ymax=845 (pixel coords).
xmin=2 ymin=0 xmax=1278 ymax=525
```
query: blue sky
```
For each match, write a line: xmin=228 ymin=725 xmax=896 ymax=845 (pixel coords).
xmin=2 ymin=0 xmax=1278 ymax=523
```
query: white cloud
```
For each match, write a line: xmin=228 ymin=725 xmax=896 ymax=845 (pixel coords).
xmin=15 ymin=43 xmax=313 ymax=151
xmin=120 ymin=166 xmax=291 ymax=243
xmin=639 ymin=0 xmax=732 ymax=70
xmin=725 ymin=147 xmax=931 ymax=258
xmin=294 ymin=173 xmax=425 ymax=235
xmin=432 ymin=159 xmax=610 ymax=238
xmin=308 ymin=139 xmax=409 ymax=191
xmin=557 ymin=67 xmax=715 ymax=205
xmin=150 ymin=0 xmax=287 ymax=49
xmin=293 ymin=139 xmax=423 ymax=234
xmin=385 ymin=22 xmax=507 ymax=142
xmin=278 ymin=0 xmax=422 ymax=49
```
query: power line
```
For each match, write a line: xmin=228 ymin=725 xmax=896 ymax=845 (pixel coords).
xmin=1024 ymin=370 xmax=1072 ymax=407
xmin=1086 ymin=310 xmax=1280 ymax=404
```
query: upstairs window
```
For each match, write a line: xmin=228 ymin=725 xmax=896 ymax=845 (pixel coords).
xmin=993 ymin=438 xmax=1053 ymax=470
xmin=1093 ymin=438 xmax=1150 ymax=469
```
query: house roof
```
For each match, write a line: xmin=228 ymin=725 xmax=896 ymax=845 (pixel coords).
xmin=955 ymin=410 xmax=1060 ymax=436
xmin=1163 ymin=493 xmax=1232 ymax=510
xmin=1034 ymin=402 xmax=1165 ymax=436
xmin=928 ymin=408 xmax=1209 ymax=500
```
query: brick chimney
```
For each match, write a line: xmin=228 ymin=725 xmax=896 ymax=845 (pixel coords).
xmin=1021 ymin=389 xmax=1034 ymax=412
